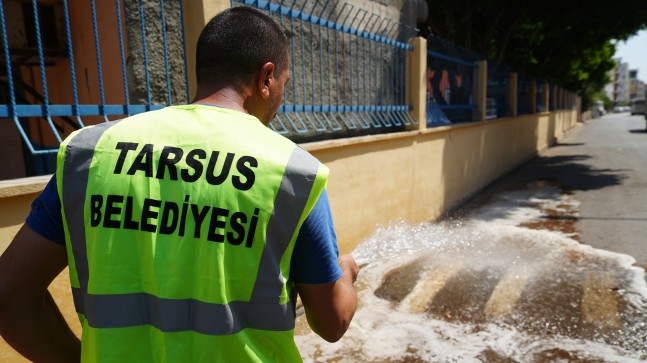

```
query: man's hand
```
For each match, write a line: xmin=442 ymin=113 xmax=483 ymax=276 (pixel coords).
xmin=295 ymin=253 xmax=359 ymax=342
xmin=338 ymin=254 xmax=359 ymax=283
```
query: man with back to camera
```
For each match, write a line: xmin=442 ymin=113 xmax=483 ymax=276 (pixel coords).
xmin=0 ymin=6 xmax=359 ymax=362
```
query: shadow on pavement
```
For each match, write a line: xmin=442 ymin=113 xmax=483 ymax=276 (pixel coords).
xmin=540 ymin=215 xmax=647 ymax=222
xmin=527 ymin=154 xmax=628 ymax=191
xmin=553 ymin=142 xmax=585 ymax=147
xmin=445 ymin=154 xmax=629 ymax=220
xmin=628 ymin=129 xmax=647 ymax=134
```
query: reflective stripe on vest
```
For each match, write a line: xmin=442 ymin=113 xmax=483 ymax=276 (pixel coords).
xmin=61 ymin=120 xmax=319 ymax=335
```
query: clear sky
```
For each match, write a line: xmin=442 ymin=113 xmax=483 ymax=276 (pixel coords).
xmin=614 ymin=29 xmax=647 ymax=82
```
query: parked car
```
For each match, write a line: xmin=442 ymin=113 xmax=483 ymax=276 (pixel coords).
xmin=593 ymin=101 xmax=606 ymax=116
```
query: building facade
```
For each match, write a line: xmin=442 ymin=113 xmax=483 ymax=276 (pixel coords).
xmin=614 ymin=59 xmax=631 ymax=104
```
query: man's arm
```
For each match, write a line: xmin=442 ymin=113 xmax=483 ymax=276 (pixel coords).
xmin=295 ymin=254 xmax=358 ymax=342
xmin=0 ymin=224 xmax=81 ymax=362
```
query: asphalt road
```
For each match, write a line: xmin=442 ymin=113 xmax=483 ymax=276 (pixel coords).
xmin=571 ymin=113 xmax=647 ymax=268
xmin=456 ymin=112 xmax=647 ymax=268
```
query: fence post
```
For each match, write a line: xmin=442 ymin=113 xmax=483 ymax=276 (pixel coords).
xmin=561 ymin=87 xmax=566 ymax=109
xmin=182 ymin=0 xmax=230 ymax=101
xmin=406 ymin=37 xmax=427 ymax=130
xmin=508 ymin=73 xmax=518 ymax=117
xmin=552 ymin=84 xmax=558 ymax=111
xmin=530 ymin=80 xmax=537 ymax=113
xmin=543 ymin=83 xmax=550 ymax=113
xmin=473 ymin=60 xmax=487 ymax=121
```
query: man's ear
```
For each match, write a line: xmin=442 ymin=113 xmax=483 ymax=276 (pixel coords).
xmin=258 ymin=62 xmax=276 ymax=99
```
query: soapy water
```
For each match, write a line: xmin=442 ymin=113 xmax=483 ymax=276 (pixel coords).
xmin=295 ymin=183 xmax=647 ymax=362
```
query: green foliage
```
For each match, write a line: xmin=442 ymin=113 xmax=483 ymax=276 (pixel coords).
xmin=420 ymin=0 xmax=647 ymax=104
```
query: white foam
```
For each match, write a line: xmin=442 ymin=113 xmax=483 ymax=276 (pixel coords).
xmin=298 ymin=184 xmax=647 ymax=362
xmin=298 ymin=224 xmax=647 ymax=361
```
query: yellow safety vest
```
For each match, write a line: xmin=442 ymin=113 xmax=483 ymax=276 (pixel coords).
xmin=56 ymin=105 xmax=328 ymax=362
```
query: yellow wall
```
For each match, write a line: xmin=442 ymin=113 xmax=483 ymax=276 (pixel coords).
xmin=305 ymin=110 xmax=578 ymax=252
xmin=0 ymin=111 xmax=578 ymax=254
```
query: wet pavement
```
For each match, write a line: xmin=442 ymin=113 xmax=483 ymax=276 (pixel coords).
xmin=450 ymin=112 xmax=647 ymax=269
xmin=292 ymin=113 xmax=647 ymax=362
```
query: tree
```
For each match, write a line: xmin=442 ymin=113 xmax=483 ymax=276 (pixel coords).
xmin=419 ymin=0 xmax=647 ymax=108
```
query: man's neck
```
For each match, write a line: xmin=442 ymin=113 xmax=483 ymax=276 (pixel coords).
xmin=192 ymin=87 xmax=249 ymax=115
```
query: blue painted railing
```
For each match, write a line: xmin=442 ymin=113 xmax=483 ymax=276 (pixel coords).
xmin=0 ymin=0 xmax=189 ymax=158
xmin=426 ymin=35 xmax=577 ymax=125
xmin=1 ymin=0 xmax=419 ymax=161
xmin=1 ymin=0 xmax=576 ymax=171
xmin=487 ymin=61 xmax=513 ymax=119
xmin=536 ymin=80 xmax=547 ymax=112
xmin=426 ymin=35 xmax=482 ymax=126
xmin=233 ymin=0 xmax=419 ymax=139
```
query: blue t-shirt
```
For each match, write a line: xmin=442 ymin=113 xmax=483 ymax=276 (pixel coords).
xmin=26 ymin=175 xmax=341 ymax=284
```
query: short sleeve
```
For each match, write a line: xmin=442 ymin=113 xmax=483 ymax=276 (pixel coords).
xmin=290 ymin=189 xmax=342 ymax=284
xmin=25 ymin=174 xmax=66 ymax=245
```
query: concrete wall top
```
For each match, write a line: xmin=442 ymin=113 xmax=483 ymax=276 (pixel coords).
xmin=0 ymin=175 xmax=50 ymax=199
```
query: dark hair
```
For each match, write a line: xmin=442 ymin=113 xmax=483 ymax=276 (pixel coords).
xmin=196 ymin=7 xmax=289 ymax=86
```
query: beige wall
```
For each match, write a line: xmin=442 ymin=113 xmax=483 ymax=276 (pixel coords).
xmin=0 ymin=175 xmax=50 ymax=258
xmin=305 ymin=110 xmax=578 ymax=253
xmin=0 ymin=111 xmax=578 ymax=254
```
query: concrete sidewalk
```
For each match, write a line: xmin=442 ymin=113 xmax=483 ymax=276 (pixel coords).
xmin=454 ymin=112 xmax=647 ymax=268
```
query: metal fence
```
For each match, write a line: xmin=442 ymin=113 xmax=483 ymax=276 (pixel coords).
xmin=0 ymin=0 xmax=188 ymax=175
xmin=426 ymin=36 xmax=577 ymax=125
xmin=536 ymin=80 xmax=547 ymax=112
xmin=517 ymin=72 xmax=532 ymax=115
xmin=487 ymin=61 xmax=513 ymax=119
xmin=0 ymin=0 xmax=578 ymax=179
xmin=0 ymin=0 xmax=418 ymax=178
xmin=426 ymin=35 xmax=483 ymax=125
xmin=233 ymin=0 xmax=419 ymax=142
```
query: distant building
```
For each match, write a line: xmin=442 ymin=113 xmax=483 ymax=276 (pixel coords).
xmin=614 ymin=59 xmax=630 ymax=104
